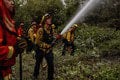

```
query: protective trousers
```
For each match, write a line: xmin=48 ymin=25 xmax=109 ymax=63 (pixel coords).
xmin=33 ymin=49 xmax=54 ymax=80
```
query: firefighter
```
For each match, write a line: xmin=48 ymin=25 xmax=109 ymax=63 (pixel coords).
xmin=0 ymin=0 xmax=27 ymax=80
xmin=27 ymin=21 xmax=37 ymax=53
xmin=17 ymin=22 xmax=24 ymax=37
xmin=62 ymin=24 xmax=78 ymax=56
xmin=17 ymin=22 xmax=28 ymax=43
xmin=33 ymin=13 xmax=56 ymax=80
xmin=28 ymin=21 xmax=37 ymax=43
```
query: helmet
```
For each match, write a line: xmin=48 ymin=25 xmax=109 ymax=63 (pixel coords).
xmin=71 ymin=24 xmax=78 ymax=29
xmin=40 ymin=13 xmax=52 ymax=25
xmin=20 ymin=23 xmax=24 ymax=26
xmin=44 ymin=13 xmax=51 ymax=19
xmin=73 ymin=24 xmax=78 ymax=28
xmin=31 ymin=21 xmax=36 ymax=26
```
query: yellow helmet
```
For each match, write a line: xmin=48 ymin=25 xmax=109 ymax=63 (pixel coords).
xmin=40 ymin=13 xmax=52 ymax=25
xmin=31 ymin=21 xmax=36 ymax=25
xmin=71 ymin=24 xmax=78 ymax=29
xmin=73 ymin=24 xmax=78 ymax=28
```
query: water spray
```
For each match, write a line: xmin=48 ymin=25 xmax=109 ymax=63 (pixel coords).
xmin=61 ymin=0 xmax=67 ymax=8
xmin=51 ymin=0 xmax=101 ymax=47
xmin=60 ymin=0 xmax=100 ymax=35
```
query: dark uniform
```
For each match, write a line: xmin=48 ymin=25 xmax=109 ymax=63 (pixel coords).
xmin=33 ymin=14 xmax=56 ymax=80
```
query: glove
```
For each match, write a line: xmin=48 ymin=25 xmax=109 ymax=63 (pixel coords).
xmin=50 ymin=34 xmax=62 ymax=47
xmin=56 ymin=34 xmax=62 ymax=40
xmin=14 ymin=37 xmax=27 ymax=55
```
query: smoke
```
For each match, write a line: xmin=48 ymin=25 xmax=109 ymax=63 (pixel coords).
xmin=60 ymin=0 xmax=101 ymax=35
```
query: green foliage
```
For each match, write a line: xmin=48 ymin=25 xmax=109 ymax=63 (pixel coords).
xmin=14 ymin=0 xmax=85 ymax=27
xmin=85 ymin=0 xmax=120 ymax=28
xmin=12 ymin=25 xmax=120 ymax=80
xmin=12 ymin=0 xmax=120 ymax=80
xmin=54 ymin=25 xmax=120 ymax=80
xmin=14 ymin=0 xmax=67 ymax=27
xmin=14 ymin=0 xmax=120 ymax=29
xmin=92 ymin=63 xmax=120 ymax=80
xmin=75 ymin=25 xmax=120 ymax=57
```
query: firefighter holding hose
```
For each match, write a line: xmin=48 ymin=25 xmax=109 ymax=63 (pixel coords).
xmin=33 ymin=13 xmax=56 ymax=80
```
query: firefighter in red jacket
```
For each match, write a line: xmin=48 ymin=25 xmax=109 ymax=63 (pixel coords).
xmin=17 ymin=22 xmax=24 ymax=37
xmin=0 ymin=0 xmax=27 ymax=80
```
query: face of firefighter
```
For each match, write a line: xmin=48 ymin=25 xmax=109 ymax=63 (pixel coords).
xmin=31 ymin=22 xmax=37 ymax=29
xmin=32 ymin=24 xmax=36 ymax=30
xmin=33 ymin=25 xmax=36 ymax=29
xmin=3 ymin=0 xmax=15 ymax=12
xmin=45 ymin=17 xmax=52 ymax=25
xmin=68 ymin=27 xmax=73 ymax=32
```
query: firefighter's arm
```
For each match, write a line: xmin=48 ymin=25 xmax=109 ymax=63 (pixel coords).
xmin=17 ymin=28 xmax=21 ymax=37
xmin=27 ymin=29 xmax=30 ymax=41
xmin=62 ymin=33 xmax=67 ymax=39
xmin=35 ymin=28 xmax=51 ymax=48
xmin=0 ymin=26 xmax=14 ymax=60
xmin=51 ymin=24 xmax=57 ymax=36
xmin=71 ymin=33 xmax=75 ymax=42
xmin=28 ymin=28 xmax=34 ymax=42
